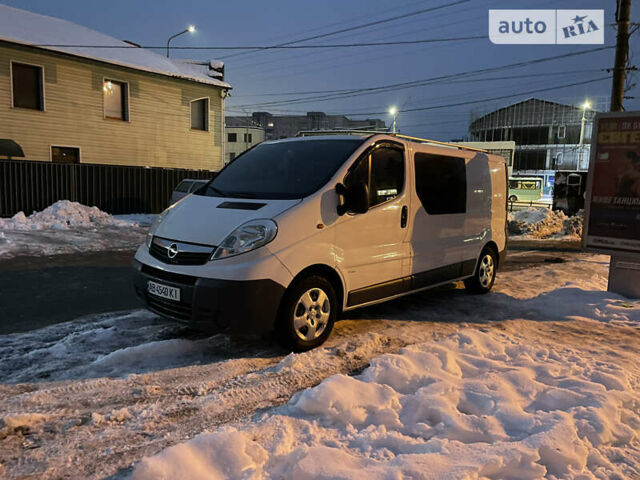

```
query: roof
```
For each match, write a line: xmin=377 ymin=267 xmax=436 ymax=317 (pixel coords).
xmin=0 ymin=4 xmax=231 ymax=89
xmin=470 ymin=97 xmax=586 ymax=127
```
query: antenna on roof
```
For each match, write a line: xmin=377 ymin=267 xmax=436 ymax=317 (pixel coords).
xmin=122 ymin=40 xmax=141 ymax=48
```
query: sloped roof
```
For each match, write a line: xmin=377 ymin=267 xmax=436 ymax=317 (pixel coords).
xmin=470 ymin=97 xmax=587 ymax=129
xmin=0 ymin=4 xmax=230 ymax=89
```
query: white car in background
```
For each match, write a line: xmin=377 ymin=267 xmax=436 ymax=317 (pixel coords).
xmin=134 ymin=134 xmax=507 ymax=351
xmin=169 ymin=179 xmax=209 ymax=205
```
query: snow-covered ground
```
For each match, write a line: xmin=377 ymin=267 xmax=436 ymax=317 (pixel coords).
xmin=0 ymin=201 xmax=155 ymax=258
xmin=1 ymin=252 xmax=639 ymax=479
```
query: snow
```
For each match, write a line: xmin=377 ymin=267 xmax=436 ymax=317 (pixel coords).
xmin=0 ymin=4 xmax=230 ymax=88
xmin=2 ymin=252 xmax=640 ymax=478
xmin=508 ymin=207 xmax=583 ymax=239
xmin=0 ymin=201 xmax=154 ymax=258
xmin=134 ymin=326 xmax=640 ymax=480
xmin=0 ymin=200 xmax=147 ymax=230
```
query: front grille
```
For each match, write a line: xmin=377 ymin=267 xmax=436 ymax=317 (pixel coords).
xmin=149 ymin=237 xmax=214 ymax=266
xmin=141 ymin=264 xmax=197 ymax=285
xmin=146 ymin=294 xmax=192 ymax=321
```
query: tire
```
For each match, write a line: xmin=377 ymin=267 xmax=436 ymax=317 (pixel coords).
xmin=277 ymin=275 xmax=337 ymax=352
xmin=464 ymin=248 xmax=497 ymax=294
xmin=508 ymin=195 xmax=518 ymax=203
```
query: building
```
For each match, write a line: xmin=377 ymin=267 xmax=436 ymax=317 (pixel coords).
xmin=0 ymin=5 xmax=231 ymax=171
xmin=225 ymin=125 xmax=265 ymax=164
xmin=469 ymin=98 xmax=596 ymax=195
xmin=226 ymin=111 xmax=386 ymax=140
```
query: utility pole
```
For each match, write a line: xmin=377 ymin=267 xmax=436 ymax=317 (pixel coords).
xmin=610 ymin=0 xmax=632 ymax=111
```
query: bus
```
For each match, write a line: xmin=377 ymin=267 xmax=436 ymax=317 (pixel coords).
xmin=508 ymin=177 xmax=543 ymax=203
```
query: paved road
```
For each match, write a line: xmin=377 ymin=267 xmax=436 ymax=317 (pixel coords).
xmin=0 ymin=242 xmax=587 ymax=335
xmin=0 ymin=251 xmax=140 ymax=334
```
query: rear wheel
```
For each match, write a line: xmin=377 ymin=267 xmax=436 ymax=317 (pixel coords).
xmin=508 ymin=195 xmax=518 ymax=203
xmin=464 ymin=248 xmax=497 ymax=294
xmin=277 ymin=275 xmax=336 ymax=351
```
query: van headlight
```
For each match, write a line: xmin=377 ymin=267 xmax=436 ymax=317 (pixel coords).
xmin=211 ymin=219 xmax=278 ymax=260
xmin=146 ymin=209 xmax=170 ymax=249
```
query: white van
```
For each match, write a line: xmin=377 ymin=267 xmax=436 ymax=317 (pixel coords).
xmin=133 ymin=133 xmax=507 ymax=351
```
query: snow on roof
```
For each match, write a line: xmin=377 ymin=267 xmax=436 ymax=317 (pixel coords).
xmin=0 ymin=4 xmax=230 ymax=89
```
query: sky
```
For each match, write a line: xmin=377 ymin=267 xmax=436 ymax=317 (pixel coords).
xmin=3 ymin=0 xmax=638 ymax=140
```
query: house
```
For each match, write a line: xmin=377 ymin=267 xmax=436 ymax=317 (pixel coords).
xmin=225 ymin=125 xmax=264 ymax=164
xmin=469 ymin=98 xmax=596 ymax=195
xmin=0 ymin=5 xmax=231 ymax=171
xmin=226 ymin=111 xmax=386 ymax=140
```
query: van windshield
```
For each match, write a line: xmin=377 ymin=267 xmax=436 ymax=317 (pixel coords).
xmin=196 ymin=138 xmax=365 ymax=200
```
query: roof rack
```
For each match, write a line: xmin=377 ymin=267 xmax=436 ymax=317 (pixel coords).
xmin=295 ymin=130 xmax=487 ymax=153
xmin=394 ymin=134 xmax=487 ymax=153
xmin=296 ymin=130 xmax=387 ymax=137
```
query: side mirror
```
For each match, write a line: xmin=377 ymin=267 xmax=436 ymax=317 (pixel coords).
xmin=336 ymin=182 xmax=369 ymax=216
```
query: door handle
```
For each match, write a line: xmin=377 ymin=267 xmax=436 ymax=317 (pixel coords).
xmin=401 ymin=205 xmax=408 ymax=228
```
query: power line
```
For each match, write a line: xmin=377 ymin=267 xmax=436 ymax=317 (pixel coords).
xmin=231 ymin=68 xmax=605 ymax=98
xmin=32 ymin=35 xmax=485 ymax=51
xmin=341 ymin=76 xmax=612 ymax=116
xmin=228 ymin=46 xmax=614 ymax=109
xmin=227 ymin=2 xmax=492 ymax=74
xmin=218 ymin=0 xmax=470 ymax=60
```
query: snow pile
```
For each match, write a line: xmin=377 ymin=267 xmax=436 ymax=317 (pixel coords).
xmin=563 ymin=209 xmax=584 ymax=237
xmin=0 ymin=200 xmax=148 ymax=231
xmin=508 ymin=207 xmax=583 ymax=238
xmin=134 ymin=325 xmax=640 ymax=479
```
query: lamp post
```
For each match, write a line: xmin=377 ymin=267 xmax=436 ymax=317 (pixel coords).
xmin=388 ymin=106 xmax=398 ymax=134
xmin=166 ymin=25 xmax=195 ymax=57
xmin=577 ymin=100 xmax=590 ymax=171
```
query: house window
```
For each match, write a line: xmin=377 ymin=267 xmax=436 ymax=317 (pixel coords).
xmin=557 ymin=125 xmax=566 ymax=139
xmin=244 ymin=133 xmax=252 ymax=143
xmin=51 ymin=146 xmax=80 ymax=164
xmin=228 ymin=133 xmax=237 ymax=142
xmin=228 ymin=152 xmax=236 ymax=163
xmin=12 ymin=62 xmax=44 ymax=110
xmin=414 ymin=153 xmax=466 ymax=215
xmin=103 ymin=79 xmax=128 ymax=120
xmin=190 ymin=98 xmax=208 ymax=131
xmin=555 ymin=152 xmax=564 ymax=166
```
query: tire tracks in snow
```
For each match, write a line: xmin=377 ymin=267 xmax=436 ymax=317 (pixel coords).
xmin=0 ymin=331 xmax=409 ymax=479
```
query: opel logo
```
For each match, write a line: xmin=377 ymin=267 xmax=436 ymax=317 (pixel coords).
xmin=167 ymin=243 xmax=179 ymax=259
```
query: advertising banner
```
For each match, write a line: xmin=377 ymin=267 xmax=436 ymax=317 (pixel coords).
xmin=583 ymin=112 xmax=640 ymax=254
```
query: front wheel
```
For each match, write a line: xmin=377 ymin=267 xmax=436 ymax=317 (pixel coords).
xmin=277 ymin=275 xmax=337 ymax=351
xmin=464 ymin=249 xmax=497 ymax=294
xmin=508 ymin=195 xmax=518 ymax=203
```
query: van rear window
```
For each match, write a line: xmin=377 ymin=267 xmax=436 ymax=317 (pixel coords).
xmin=414 ymin=153 xmax=466 ymax=215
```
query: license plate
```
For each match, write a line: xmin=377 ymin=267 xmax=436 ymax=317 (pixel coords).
xmin=147 ymin=281 xmax=181 ymax=302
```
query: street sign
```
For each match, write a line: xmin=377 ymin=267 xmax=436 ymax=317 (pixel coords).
xmin=583 ymin=111 xmax=640 ymax=298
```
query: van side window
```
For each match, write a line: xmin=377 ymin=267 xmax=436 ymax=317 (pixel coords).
xmin=414 ymin=153 xmax=466 ymax=214
xmin=345 ymin=145 xmax=405 ymax=207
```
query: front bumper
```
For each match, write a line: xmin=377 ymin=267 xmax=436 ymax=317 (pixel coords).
xmin=133 ymin=259 xmax=286 ymax=334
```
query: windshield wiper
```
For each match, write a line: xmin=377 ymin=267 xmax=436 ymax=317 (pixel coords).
xmin=205 ymin=185 xmax=229 ymax=197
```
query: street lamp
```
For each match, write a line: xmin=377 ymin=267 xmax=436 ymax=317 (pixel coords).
xmin=578 ymin=100 xmax=591 ymax=171
xmin=388 ymin=106 xmax=398 ymax=134
xmin=166 ymin=25 xmax=196 ymax=57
